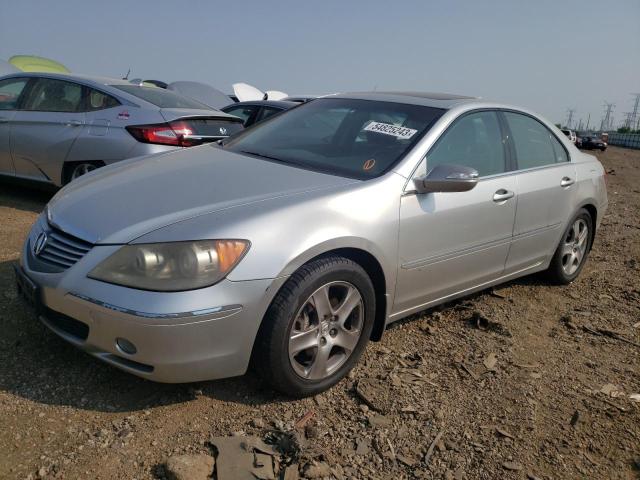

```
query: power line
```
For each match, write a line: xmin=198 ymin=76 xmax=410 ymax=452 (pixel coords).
xmin=600 ymin=102 xmax=615 ymax=131
xmin=629 ymin=93 xmax=640 ymax=130
xmin=565 ymin=108 xmax=576 ymax=129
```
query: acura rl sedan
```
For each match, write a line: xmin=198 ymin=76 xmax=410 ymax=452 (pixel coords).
xmin=16 ymin=92 xmax=608 ymax=396
xmin=0 ymin=73 xmax=243 ymax=186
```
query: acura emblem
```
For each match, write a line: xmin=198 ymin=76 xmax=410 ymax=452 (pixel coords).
xmin=219 ymin=127 xmax=227 ymax=135
xmin=33 ymin=231 xmax=48 ymax=256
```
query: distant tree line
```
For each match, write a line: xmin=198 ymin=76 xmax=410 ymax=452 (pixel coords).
xmin=616 ymin=126 xmax=640 ymax=134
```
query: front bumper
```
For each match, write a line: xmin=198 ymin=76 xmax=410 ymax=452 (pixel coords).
xmin=18 ymin=223 xmax=285 ymax=383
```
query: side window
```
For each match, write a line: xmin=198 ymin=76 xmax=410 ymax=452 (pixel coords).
xmin=504 ymin=112 xmax=558 ymax=169
xmin=425 ymin=111 xmax=506 ymax=177
xmin=224 ymin=106 xmax=256 ymax=124
xmin=256 ymin=106 xmax=283 ymax=122
xmin=84 ymin=88 xmax=120 ymax=111
xmin=550 ymin=134 xmax=569 ymax=163
xmin=23 ymin=78 xmax=83 ymax=112
xmin=0 ymin=78 xmax=29 ymax=111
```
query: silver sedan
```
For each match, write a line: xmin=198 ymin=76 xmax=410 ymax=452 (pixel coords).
xmin=16 ymin=92 xmax=607 ymax=396
xmin=0 ymin=73 xmax=243 ymax=186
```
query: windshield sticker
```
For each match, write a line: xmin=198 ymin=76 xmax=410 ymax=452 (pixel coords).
xmin=363 ymin=159 xmax=376 ymax=171
xmin=363 ymin=121 xmax=417 ymax=139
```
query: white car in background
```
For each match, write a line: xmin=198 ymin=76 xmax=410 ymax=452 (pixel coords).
xmin=561 ymin=129 xmax=577 ymax=143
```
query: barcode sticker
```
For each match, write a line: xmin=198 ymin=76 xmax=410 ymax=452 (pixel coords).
xmin=363 ymin=121 xmax=417 ymax=139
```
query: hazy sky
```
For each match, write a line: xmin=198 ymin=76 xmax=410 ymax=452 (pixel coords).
xmin=1 ymin=0 xmax=639 ymax=128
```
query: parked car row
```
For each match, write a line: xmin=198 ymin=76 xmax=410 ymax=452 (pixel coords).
xmin=561 ymin=128 xmax=607 ymax=152
xmin=577 ymin=135 xmax=607 ymax=151
xmin=14 ymin=90 xmax=608 ymax=396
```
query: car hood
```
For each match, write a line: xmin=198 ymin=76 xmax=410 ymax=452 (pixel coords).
xmin=47 ymin=146 xmax=357 ymax=244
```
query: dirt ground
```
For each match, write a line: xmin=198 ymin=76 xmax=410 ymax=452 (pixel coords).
xmin=0 ymin=146 xmax=638 ymax=480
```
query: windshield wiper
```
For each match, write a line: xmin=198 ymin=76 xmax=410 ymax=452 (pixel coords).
xmin=238 ymin=150 xmax=287 ymax=164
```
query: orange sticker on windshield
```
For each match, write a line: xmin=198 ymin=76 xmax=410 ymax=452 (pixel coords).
xmin=363 ymin=159 xmax=376 ymax=171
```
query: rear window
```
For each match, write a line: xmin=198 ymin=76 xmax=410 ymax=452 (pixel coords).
xmin=112 ymin=85 xmax=210 ymax=109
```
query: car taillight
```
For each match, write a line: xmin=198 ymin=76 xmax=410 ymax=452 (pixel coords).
xmin=126 ymin=121 xmax=195 ymax=147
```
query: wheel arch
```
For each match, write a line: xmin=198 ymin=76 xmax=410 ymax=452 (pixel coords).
xmin=266 ymin=242 xmax=391 ymax=344
xmin=577 ymin=201 xmax=598 ymax=251
xmin=315 ymin=247 xmax=388 ymax=342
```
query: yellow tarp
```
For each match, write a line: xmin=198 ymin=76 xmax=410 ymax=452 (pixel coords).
xmin=9 ymin=55 xmax=70 ymax=73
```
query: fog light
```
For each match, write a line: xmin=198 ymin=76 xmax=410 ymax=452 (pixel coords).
xmin=116 ymin=337 xmax=137 ymax=355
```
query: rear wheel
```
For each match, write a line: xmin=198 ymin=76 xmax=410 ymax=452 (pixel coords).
xmin=63 ymin=161 xmax=105 ymax=185
xmin=546 ymin=209 xmax=593 ymax=284
xmin=254 ymin=256 xmax=375 ymax=397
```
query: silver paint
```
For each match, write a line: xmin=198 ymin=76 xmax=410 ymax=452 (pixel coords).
xmin=19 ymin=93 xmax=608 ymax=383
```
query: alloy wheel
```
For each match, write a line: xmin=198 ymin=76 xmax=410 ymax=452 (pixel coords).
xmin=561 ymin=218 xmax=589 ymax=276
xmin=288 ymin=281 xmax=364 ymax=380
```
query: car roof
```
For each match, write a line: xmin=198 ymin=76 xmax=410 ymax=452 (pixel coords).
xmin=0 ymin=71 xmax=132 ymax=88
xmin=222 ymin=100 xmax=297 ymax=109
xmin=328 ymin=91 xmax=481 ymax=109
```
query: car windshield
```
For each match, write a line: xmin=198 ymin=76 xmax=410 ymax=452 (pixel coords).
xmin=112 ymin=85 xmax=210 ymax=109
xmin=223 ymin=97 xmax=445 ymax=179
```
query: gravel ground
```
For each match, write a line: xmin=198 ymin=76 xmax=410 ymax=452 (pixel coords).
xmin=0 ymin=146 xmax=638 ymax=480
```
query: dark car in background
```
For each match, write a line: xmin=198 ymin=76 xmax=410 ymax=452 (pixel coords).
xmin=221 ymin=100 xmax=297 ymax=127
xmin=579 ymin=135 xmax=607 ymax=151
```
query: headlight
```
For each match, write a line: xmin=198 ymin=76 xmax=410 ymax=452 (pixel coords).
xmin=88 ymin=240 xmax=250 ymax=291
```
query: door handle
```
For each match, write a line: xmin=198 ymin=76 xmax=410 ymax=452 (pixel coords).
xmin=0 ymin=117 xmax=8 ymax=123
xmin=560 ymin=176 xmax=575 ymax=187
xmin=493 ymin=189 xmax=514 ymax=202
xmin=66 ymin=120 xmax=83 ymax=127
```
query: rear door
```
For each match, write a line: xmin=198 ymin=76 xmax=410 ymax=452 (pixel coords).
xmin=10 ymin=77 xmax=85 ymax=184
xmin=65 ymin=86 xmax=134 ymax=168
xmin=395 ymin=110 xmax=517 ymax=315
xmin=501 ymin=111 xmax=576 ymax=273
xmin=0 ymin=77 xmax=30 ymax=176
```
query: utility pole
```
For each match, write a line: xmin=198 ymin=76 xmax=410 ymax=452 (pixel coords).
xmin=600 ymin=102 xmax=615 ymax=131
xmin=630 ymin=93 xmax=640 ymax=131
xmin=585 ymin=113 xmax=591 ymax=132
xmin=565 ymin=108 xmax=576 ymax=129
xmin=623 ymin=112 xmax=634 ymax=129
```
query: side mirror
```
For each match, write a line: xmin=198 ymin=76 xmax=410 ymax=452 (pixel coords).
xmin=413 ymin=164 xmax=479 ymax=194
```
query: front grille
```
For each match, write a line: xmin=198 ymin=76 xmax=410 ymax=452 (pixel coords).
xmin=38 ymin=226 xmax=93 ymax=270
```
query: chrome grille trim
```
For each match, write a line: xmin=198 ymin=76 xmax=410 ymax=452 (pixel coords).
xmin=37 ymin=225 xmax=93 ymax=270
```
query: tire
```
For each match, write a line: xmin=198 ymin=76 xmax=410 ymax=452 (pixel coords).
xmin=254 ymin=256 xmax=375 ymax=397
xmin=546 ymin=208 xmax=593 ymax=284
xmin=62 ymin=161 xmax=105 ymax=185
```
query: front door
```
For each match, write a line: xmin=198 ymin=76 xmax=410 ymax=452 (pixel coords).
xmin=0 ymin=77 xmax=30 ymax=176
xmin=394 ymin=110 xmax=517 ymax=316
xmin=10 ymin=77 xmax=85 ymax=183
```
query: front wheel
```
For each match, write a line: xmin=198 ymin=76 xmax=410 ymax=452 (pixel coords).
xmin=254 ymin=256 xmax=375 ymax=397
xmin=546 ymin=209 xmax=593 ymax=284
